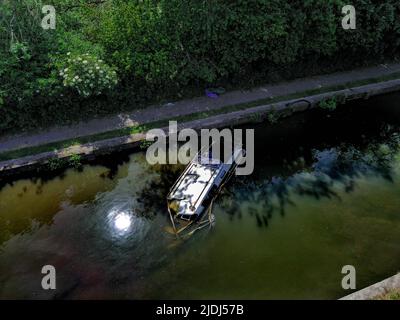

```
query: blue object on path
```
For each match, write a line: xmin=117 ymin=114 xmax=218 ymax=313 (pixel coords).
xmin=205 ymin=87 xmax=225 ymax=99
xmin=205 ymin=89 xmax=219 ymax=99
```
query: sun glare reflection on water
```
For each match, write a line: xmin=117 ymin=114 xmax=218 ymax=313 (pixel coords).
xmin=114 ymin=212 xmax=132 ymax=231
xmin=107 ymin=209 xmax=135 ymax=236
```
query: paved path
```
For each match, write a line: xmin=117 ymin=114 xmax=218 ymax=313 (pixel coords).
xmin=1 ymin=63 xmax=400 ymax=153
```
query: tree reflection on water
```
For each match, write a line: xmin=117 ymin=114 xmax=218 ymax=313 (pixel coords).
xmin=219 ymin=129 xmax=400 ymax=228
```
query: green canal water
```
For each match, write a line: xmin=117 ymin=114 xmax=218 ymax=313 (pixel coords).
xmin=1 ymin=94 xmax=400 ymax=299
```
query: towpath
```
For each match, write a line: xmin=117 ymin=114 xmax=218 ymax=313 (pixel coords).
xmin=1 ymin=63 xmax=400 ymax=153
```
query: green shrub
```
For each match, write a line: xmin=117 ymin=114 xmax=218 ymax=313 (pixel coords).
xmin=58 ymin=53 xmax=118 ymax=97
xmin=69 ymin=154 xmax=82 ymax=169
xmin=139 ymin=140 xmax=154 ymax=150
xmin=319 ymin=98 xmax=337 ymax=111
xmin=267 ymin=110 xmax=281 ymax=124
xmin=249 ymin=112 xmax=264 ymax=123
xmin=47 ymin=154 xmax=82 ymax=170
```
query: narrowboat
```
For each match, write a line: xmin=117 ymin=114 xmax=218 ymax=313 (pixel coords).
xmin=167 ymin=144 xmax=244 ymax=238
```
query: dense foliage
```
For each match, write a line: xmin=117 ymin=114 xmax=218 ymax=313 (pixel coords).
xmin=1 ymin=0 xmax=400 ymax=134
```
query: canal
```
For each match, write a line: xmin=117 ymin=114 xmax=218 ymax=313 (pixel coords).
xmin=1 ymin=93 xmax=400 ymax=299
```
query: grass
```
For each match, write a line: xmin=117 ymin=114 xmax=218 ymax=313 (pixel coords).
xmin=374 ymin=289 xmax=400 ymax=300
xmin=1 ymin=71 xmax=400 ymax=162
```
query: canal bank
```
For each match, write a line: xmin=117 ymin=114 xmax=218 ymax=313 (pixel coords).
xmin=341 ymin=273 xmax=400 ymax=300
xmin=1 ymin=75 xmax=400 ymax=177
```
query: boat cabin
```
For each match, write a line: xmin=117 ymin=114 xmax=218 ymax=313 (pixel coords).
xmin=167 ymin=145 xmax=243 ymax=235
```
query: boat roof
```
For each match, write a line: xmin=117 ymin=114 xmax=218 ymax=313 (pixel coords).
xmin=167 ymin=143 xmax=244 ymax=216
xmin=168 ymin=161 xmax=219 ymax=216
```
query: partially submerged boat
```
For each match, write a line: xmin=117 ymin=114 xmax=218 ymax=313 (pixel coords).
xmin=167 ymin=144 xmax=244 ymax=238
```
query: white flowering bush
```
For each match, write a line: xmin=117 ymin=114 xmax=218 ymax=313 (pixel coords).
xmin=59 ymin=53 xmax=118 ymax=97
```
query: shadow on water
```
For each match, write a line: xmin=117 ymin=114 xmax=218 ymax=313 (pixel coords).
xmin=221 ymin=134 xmax=399 ymax=228
xmin=0 ymin=147 xmax=135 ymax=192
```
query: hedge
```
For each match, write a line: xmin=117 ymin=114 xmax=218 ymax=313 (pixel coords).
xmin=1 ymin=0 xmax=400 ymax=134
